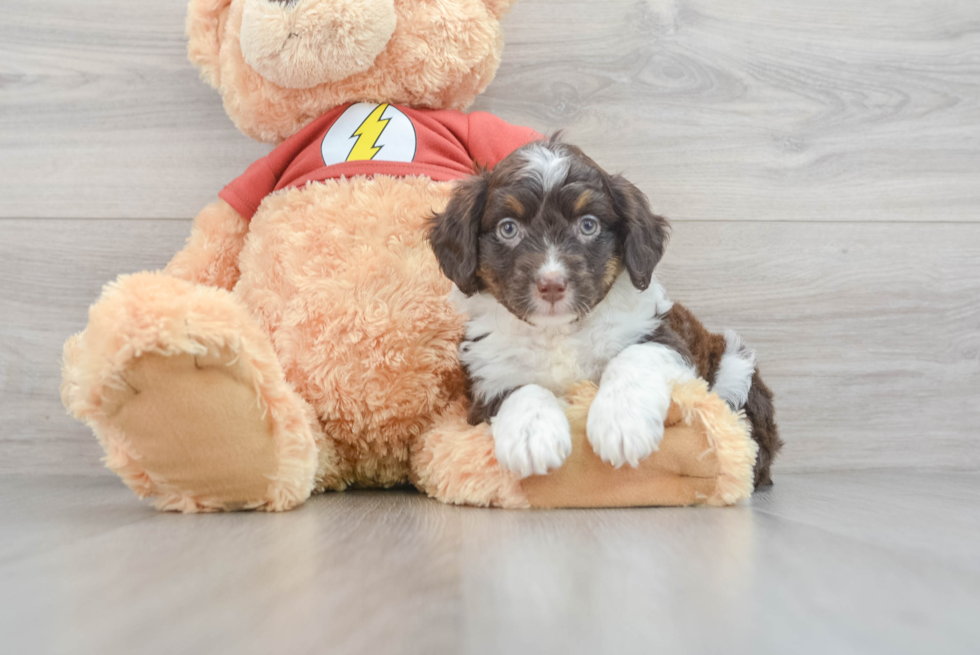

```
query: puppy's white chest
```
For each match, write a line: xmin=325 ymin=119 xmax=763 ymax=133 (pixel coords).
xmin=459 ymin=324 xmax=602 ymax=403
xmin=528 ymin=332 xmax=600 ymax=394
xmin=453 ymin=275 xmax=672 ymax=404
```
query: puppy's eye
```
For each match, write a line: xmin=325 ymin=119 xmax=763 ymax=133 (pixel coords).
xmin=579 ymin=216 xmax=600 ymax=237
xmin=497 ymin=218 xmax=521 ymax=240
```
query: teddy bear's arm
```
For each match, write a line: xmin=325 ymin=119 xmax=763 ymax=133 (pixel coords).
xmin=164 ymin=198 xmax=249 ymax=290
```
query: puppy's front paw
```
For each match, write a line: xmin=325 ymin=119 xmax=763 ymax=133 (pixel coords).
xmin=586 ymin=386 xmax=666 ymax=468
xmin=491 ymin=385 xmax=572 ymax=478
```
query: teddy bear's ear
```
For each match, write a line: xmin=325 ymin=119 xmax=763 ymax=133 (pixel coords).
xmin=186 ymin=0 xmax=235 ymax=89
xmin=483 ymin=0 xmax=517 ymax=19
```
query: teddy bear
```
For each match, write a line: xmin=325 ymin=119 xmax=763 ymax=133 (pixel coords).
xmin=60 ymin=0 xmax=760 ymax=512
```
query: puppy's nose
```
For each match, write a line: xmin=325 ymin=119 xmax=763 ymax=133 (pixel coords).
xmin=536 ymin=274 xmax=567 ymax=304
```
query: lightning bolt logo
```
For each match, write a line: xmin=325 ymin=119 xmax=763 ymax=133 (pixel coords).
xmin=346 ymin=103 xmax=391 ymax=162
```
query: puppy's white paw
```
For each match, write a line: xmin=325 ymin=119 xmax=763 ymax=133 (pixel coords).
xmin=586 ymin=384 xmax=666 ymax=468
xmin=491 ymin=385 xmax=572 ymax=478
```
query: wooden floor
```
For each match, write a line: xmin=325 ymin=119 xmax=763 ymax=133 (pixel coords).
xmin=1 ymin=471 xmax=979 ymax=655
xmin=1 ymin=0 xmax=979 ymax=652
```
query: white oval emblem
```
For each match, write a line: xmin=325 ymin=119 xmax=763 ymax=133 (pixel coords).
xmin=320 ymin=103 xmax=417 ymax=167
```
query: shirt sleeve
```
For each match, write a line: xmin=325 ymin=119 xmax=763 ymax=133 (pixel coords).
xmin=217 ymin=110 xmax=337 ymax=221
xmin=218 ymin=156 xmax=279 ymax=221
xmin=465 ymin=112 xmax=544 ymax=169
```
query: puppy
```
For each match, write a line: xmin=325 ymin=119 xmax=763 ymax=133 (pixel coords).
xmin=428 ymin=139 xmax=782 ymax=488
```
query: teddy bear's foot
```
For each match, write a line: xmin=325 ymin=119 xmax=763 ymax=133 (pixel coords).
xmin=101 ymin=350 xmax=288 ymax=511
xmin=62 ymin=272 xmax=342 ymax=512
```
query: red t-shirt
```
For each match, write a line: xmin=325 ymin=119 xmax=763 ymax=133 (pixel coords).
xmin=219 ymin=102 xmax=542 ymax=220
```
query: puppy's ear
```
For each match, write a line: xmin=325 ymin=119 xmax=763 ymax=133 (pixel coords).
xmin=428 ymin=171 xmax=491 ymax=295
xmin=607 ymin=174 xmax=670 ymax=291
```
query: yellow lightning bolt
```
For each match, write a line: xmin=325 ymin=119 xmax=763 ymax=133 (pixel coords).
xmin=347 ymin=104 xmax=391 ymax=162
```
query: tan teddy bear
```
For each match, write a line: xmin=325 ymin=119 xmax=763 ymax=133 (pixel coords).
xmin=61 ymin=0 xmax=759 ymax=512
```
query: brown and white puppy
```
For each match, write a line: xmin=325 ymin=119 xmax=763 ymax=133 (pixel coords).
xmin=428 ymin=139 xmax=782 ymax=487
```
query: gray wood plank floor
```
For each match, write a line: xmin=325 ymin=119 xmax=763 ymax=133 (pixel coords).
xmin=2 ymin=0 xmax=979 ymax=222
xmin=1 ymin=471 xmax=978 ymax=655
xmin=1 ymin=0 xmax=979 ymax=651
xmin=4 ymin=219 xmax=979 ymax=474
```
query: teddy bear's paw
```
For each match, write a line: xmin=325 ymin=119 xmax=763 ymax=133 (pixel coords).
xmin=103 ymin=349 xmax=279 ymax=509
xmin=491 ymin=385 xmax=572 ymax=479
xmin=100 ymin=348 xmax=314 ymax=512
xmin=586 ymin=383 xmax=667 ymax=469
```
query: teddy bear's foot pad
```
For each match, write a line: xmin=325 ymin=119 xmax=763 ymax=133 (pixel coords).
xmin=102 ymin=350 xmax=279 ymax=510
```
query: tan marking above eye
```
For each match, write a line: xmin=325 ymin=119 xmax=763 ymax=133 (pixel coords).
xmin=503 ymin=195 xmax=524 ymax=216
xmin=574 ymin=190 xmax=592 ymax=214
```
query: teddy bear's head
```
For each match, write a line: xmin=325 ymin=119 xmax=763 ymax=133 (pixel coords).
xmin=188 ymin=0 xmax=515 ymax=143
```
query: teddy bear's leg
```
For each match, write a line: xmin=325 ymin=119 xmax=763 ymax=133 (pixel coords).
xmin=410 ymin=400 xmax=530 ymax=508
xmin=410 ymin=382 xmax=758 ymax=509
xmin=61 ymin=272 xmax=343 ymax=512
